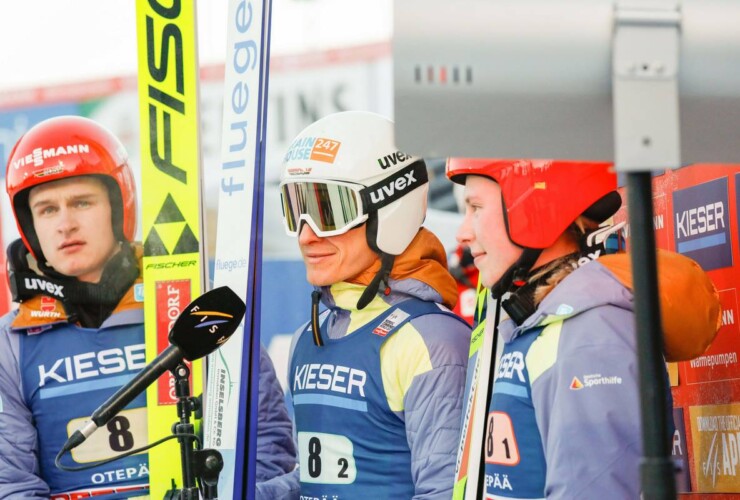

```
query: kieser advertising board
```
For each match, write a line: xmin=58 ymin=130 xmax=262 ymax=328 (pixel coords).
xmin=615 ymin=164 xmax=740 ymax=494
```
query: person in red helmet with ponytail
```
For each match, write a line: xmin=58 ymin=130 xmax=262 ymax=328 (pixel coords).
xmin=447 ymin=158 xmax=719 ymax=499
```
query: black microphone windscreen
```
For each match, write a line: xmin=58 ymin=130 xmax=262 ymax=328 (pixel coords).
xmin=168 ymin=286 xmax=247 ymax=360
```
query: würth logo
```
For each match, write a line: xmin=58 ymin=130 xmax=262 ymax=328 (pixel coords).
xmin=40 ymin=296 xmax=56 ymax=312
xmin=377 ymin=151 xmax=412 ymax=170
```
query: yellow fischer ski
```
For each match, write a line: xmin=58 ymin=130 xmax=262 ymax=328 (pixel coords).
xmin=135 ymin=1 xmax=206 ymax=497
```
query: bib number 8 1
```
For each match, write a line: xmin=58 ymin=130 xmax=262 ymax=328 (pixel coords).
xmin=298 ymin=432 xmax=356 ymax=484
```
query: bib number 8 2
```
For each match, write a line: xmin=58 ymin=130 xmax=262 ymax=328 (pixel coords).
xmin=298 ymin=432 xmax=356 ymax=484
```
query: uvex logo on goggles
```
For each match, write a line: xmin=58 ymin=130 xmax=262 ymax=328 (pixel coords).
xmin=280 ymin=161 xmax=428 ymax=237
xmin=359 ymin=161 xmax=428 ymax=210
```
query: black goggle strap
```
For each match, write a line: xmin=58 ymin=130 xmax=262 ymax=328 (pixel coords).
xmin=358 ymin=161 xmax=428 ymax=212
xmin=5 ymin=238 xmax=130 ymax=324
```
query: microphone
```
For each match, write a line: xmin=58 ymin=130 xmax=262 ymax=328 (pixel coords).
xmin=60 ymin=285 xmax=247 ymax=454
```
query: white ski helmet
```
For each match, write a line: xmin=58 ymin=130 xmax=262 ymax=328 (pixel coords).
xmin=279 ymin=110 xmax=428 ymax=256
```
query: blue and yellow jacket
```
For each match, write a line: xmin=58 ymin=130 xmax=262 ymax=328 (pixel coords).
xmin=259 ymin=228 xmax=471 ymax=500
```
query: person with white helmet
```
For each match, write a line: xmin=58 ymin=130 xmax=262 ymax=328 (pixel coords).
xmin=447 ymin=158 xmax=720 ymax=499
xmin=0 ymin=116 xmax=296 ymax=499
xmin=259 ymin=111 xmax=471 ymax=499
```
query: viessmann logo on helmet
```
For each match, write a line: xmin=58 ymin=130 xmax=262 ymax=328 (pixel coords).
xmin=10 ymin=143 xmax=91 ymax=170
xmin=283 ymin=137 xmax=341 ymax=165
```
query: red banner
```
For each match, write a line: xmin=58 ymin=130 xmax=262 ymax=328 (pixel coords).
xmin=155 ymin=280 xmax=191 ymax=405
xmin=616 ymin=164 xmax=740 ymax=494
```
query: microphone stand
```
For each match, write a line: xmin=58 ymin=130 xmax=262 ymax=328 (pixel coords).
xmin=164 ymin=363 xmax=224 ymax=500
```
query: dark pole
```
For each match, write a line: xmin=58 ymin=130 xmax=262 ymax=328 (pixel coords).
xmin=172 ymin=363 xmax=199 ymax=499
xmin=626 ymin=172 xmax=676 ymax=499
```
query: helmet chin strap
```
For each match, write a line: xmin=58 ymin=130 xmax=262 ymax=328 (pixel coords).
xmin=356 ymin=253 xmax=395 ymax=310
xmin=307 ymin=251 xmax=394 ymax=348
xmin=304 ymin=211 xmax=395 ymax=346
xmin=500 ymin=254 xmax=572 ymax=326
xmin=6 ymin=239 xmax=139 ymax=326
xmin=356 ymin=210 xmax=396 ymax=310
xmin=496 ymin=222 xmax=625 ymax=325
xmin=308 ymin=252 xmax=394 ymax=348
xmin=490 ymin=247 xmax=542 ymax=300
xmin=310 ymin=290 xmax=324 ymax=347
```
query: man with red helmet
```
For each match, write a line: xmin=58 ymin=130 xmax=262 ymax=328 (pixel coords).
xmin=0 ymin=116 xmax=297 ymax=499
xmin=447 ymin=158 xmax=719 ymax=499
xmin=0 ymin=116 xmax=150 ymax=499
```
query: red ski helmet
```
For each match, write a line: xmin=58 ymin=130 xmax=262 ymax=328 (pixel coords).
xmin=446 ymin=158 xmax=620 ymax=249
xmin=6 ymin=116 xmax=137 ymax=261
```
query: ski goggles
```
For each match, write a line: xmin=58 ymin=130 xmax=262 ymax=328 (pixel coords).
xmin=280 ymin=179 xmax=368 ymax=237
xmin=280 ymin=161 xmax=428 ymax=238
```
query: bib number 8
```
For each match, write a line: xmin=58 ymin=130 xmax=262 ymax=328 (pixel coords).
xmin=108 ymin=415 xmax=135 ymax=452
xmin=308 ymin=436 xmax=322 ymax=477
xmin=298 ymin=432 xmax=356 ymax=484
xmin=66 ymin=408 xmax=147 ymax=464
